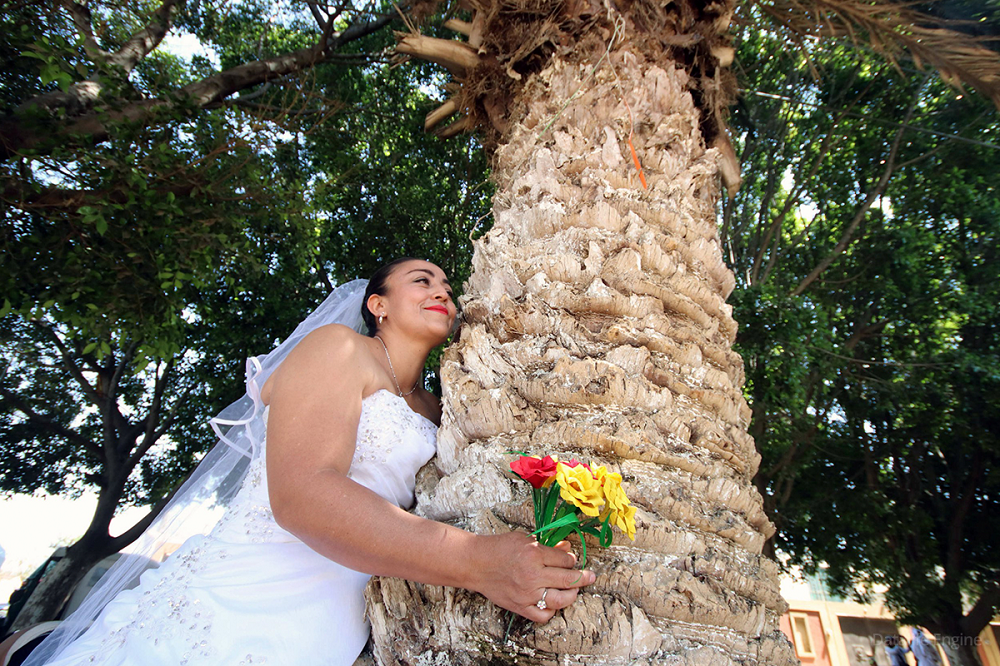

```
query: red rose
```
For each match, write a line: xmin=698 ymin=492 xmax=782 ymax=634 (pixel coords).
xmin=510 ymin=455 xmax=558 ymax=489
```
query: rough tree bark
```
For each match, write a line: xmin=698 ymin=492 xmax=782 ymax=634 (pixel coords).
xmin=365 ymin=40 xmax=797 ymax=665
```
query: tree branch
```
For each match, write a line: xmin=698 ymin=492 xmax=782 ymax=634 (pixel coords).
xmin=790 ymin=85 xmax=922 ymax=297
xmin=3 ymin=181 xmax=199 ymax=212
xmin=108 ymin=339 xmax=140 ymax=398
xmin=755 ymin=78 xmax=876 ymax=286
xmin=0 ymin=13 xmax=398 ymax=161
xmin=306 ymin=0 xmax=330 ymax=32
xmin=105 ymin=0 xmax=180 ymax=72
xmin=60 ymin=0 xmax=110 ymax=62
xmin=945 ymin=448 xmax=985 ymax=582
xmin=135 ymin=358 xmax=173 ymax=456
xmin=30 ymin=320 xmax=103 ymax=405
xmin=144 ymin=381 xmax=193 ymax=454
xmin=108 ymin=476 xmax=186 ymax=551
xmin=18 ymin=0 xmax=180 ymax=121
xmin=0 ymin=383 xmax=103 ymax=459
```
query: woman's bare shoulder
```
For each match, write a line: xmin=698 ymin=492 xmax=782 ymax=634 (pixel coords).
xmin=263 ymin=325 xmax=377 ymax=403
xmin=289 ymin=324 xmax=377 ymax=363
xmin=303 ymin=323 xmax=368 ymax=344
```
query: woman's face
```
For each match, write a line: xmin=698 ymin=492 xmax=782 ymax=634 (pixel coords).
xmin=370 ymin=260 xmax=456 ymax=342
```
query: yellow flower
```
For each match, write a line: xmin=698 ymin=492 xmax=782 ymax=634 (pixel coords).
xmin=594 ymin=466 xmax=637 ymax=540
xmin=553 ymin=462 xmax=604 ymax=517
xmin=611 ymin=504 xmax=637 ymax=541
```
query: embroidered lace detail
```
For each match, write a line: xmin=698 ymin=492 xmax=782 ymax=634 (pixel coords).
xmin=348 ymin=390 xmax=436 ymax=479
xmin=210 ymin=454 xmax=277 ymax=543
xmin=87 ymin=546 xmax=217 ymax=665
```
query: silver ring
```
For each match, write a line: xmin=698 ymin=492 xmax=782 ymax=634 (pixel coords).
xmin=536 ymin=589 xmax=549 ymax=610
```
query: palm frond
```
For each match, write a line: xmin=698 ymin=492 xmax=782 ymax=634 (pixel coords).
xmin=751 ymin=0 xmax=1000 ymax=109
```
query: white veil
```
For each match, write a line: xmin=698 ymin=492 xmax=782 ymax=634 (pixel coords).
xmin=24 ymin=279 xmax=370 ymax=665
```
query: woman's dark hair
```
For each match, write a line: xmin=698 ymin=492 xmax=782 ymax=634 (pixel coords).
xmin=361 ymin=257 xmax=420 ymax=337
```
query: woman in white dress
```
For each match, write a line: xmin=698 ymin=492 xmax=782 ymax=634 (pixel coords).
xmin=26 ymin=258 xmax=592 ymax=665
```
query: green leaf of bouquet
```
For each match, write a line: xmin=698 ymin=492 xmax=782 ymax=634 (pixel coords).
xmin=543 ymin=482 xmax=561 ymax=523
xmin=548 ymin=522 xmax=580 ymax=546
xmin=600 ymin=520 xmax=613 ymax=547
xmin=532 ymin=511 xmax=579 ymax=536
xmin=532 ymin=487 xmax=543 ymax=528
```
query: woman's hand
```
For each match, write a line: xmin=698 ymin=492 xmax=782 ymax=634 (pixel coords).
xmin=469 ymin=533 xmax=595 ymax=622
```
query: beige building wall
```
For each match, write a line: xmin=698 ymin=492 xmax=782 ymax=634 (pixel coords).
xmin=779 ymin=574 xmax=997 ymax=666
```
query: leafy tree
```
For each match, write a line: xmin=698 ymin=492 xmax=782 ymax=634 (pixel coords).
xmin=0 ymin=0 xmax=395 ymax=162
xmin=1 ymin=140 xmax=318 ymax=629
xmin=727 ymin=26 xmax=1000 ymax=665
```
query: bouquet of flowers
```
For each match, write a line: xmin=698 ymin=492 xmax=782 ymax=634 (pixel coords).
xmin=509 ymin=454 xmax=636 ymax=567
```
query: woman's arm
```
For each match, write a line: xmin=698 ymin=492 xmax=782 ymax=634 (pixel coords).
xmin=264 ymin=325 xmax=592 ymax=621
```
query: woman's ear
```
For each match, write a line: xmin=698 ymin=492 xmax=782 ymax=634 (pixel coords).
xmin=366 ymin=293 xmax=383 ymax=319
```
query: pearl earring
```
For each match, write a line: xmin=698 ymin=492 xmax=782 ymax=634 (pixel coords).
xmin=378 ymin=314 xmax=385 ymax=325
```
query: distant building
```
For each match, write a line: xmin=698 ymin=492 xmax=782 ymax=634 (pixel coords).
xmin=779 ymin=571 xmax=1000 ymax=666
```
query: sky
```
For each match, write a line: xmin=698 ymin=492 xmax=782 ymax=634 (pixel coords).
xmin=162 ymin=31 xmax=220 ymax=68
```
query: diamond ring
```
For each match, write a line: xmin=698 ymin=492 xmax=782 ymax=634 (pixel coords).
xmin=536 ymin=588 xmax=549 ymax=610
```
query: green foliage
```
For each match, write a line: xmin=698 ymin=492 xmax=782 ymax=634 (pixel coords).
xmin=730 ymin=25 xmax=1000 ymax=634
xmin=310 ymin=48 xmax=492 ymax=287
xmin=1 ymin=11 xmax=489 ymax=520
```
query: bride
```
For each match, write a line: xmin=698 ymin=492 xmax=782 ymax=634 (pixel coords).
xmin=26 ymin=258 xmax=593 ymax=665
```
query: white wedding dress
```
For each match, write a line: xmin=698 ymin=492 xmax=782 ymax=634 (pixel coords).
xmin=44 ymin=390 xmax=437 ymax=666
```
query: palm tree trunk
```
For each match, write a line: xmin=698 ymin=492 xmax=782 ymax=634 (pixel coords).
xmin=367 ymin=46 xmax=796 ymax=666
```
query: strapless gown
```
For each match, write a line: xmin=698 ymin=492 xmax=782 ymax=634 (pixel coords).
xmin=44 ymin=390 xmax=437 ymax=665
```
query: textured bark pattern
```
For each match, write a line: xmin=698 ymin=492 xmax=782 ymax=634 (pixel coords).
xmin=367 ymin=51 xmax=797 ymax=666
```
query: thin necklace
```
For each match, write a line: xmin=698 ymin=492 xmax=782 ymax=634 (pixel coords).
xmin=374 ymin=335 xmax=419 ymax=397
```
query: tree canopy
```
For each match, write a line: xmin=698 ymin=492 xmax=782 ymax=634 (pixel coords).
xmin=728 ymin=23 xmax=1000 ymax=652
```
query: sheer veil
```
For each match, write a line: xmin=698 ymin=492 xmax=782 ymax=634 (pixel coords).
xmin=25 ymin=279 xmax=370 ymax=665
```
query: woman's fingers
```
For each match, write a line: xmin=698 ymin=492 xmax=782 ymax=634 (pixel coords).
xmin=538 ymin=541 xmax=577 ymax=568
xmin=537 ymin=586 xmax=579 ymax=611
xmin=513 ymin=587 xmax=580 ymax=622
xmin=518 ymin=605 xmax=555 ymax=623
xmin=475 ymin=532 xmax=598 ymax=623
xmin=549 ymin=566 xmax=595 ymax=589
xmin=535 ymin=541 xmax=593 ymax=588
xmin=554 ymin=540 xmax=573 ymax=553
